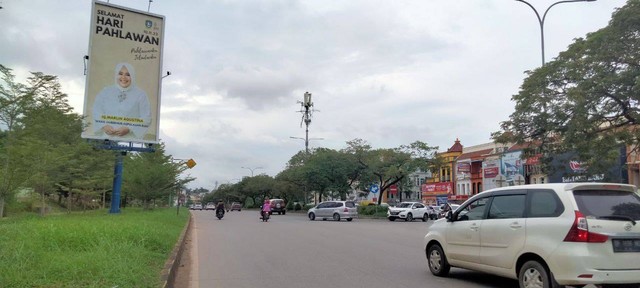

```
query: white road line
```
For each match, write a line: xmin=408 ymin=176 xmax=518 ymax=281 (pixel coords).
xmin=190 ymin=216 xmax=199 ymax=288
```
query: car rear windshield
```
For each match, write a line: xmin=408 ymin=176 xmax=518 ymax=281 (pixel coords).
xmin=345 ymin=202 xmax=355 ymax=208
xmin=573 ymin=190 xmax=640 ymax=220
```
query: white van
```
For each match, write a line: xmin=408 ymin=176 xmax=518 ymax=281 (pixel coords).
xmin=424 ymin=183 xmax=640 ymax=288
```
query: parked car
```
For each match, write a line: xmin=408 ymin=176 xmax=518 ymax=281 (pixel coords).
xmin=387 ymin=201 xmax=431 ymax=222
xmin=268 ymin=199 xmax=286 ymax=215
xmin=230 ymin=202 xmax=242 ymax=211
xmin=429 ymin=205 xmax=441 ymax=220
xmin=438 ymin=203 xmax=460 ymax=218
xmin=424 ymin=183 xmax=640 ymax=288
xmin=193 ymin=203 xmax=202 ymax=210
xmin=308 ymin=201 xmax=357 ymax=221
xmin=205 ymin=202 xmax=216 ymax=210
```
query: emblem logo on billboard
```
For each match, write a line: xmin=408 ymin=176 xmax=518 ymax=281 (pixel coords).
xmin=569 ymin=160 xmax=587 ymax=172
xmin=145 ymin=20 xmax=153 ymax=28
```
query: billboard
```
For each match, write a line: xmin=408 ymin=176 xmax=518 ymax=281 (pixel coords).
xmin=547 ymin=148 xmax=628 ymax=183
xmin=81 ymin=1 xmax=165 ymax=143
xmin=483 ymin=158 xmax=500 ymax=190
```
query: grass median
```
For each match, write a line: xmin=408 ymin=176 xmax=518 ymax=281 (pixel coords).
xmin=0 ymin=208 xmax=189 ymax=288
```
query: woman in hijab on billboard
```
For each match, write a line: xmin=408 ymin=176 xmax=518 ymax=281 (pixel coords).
xmin=92 ymin=62 xmax=151 ymax=140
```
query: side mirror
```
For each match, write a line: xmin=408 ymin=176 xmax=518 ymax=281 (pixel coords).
xmin=445 ymin=210 xmax=454 ymax=222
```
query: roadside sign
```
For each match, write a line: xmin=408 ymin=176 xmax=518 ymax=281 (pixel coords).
xmin=370 ymin=184 xmax=379 ymax=194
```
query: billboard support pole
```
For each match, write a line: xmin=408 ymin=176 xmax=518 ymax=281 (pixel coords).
xmin=96 ymin=140 xmax=155 ymax=214
xmin=110 ymin=151 xmax=125 ymax=214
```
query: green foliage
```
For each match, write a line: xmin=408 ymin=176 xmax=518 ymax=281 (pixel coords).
xmin=495 ymin=1 xmax=640 ymax=174
xmin=0 ymin=208 xmax=189 ymax=287
xmin=357 ymin=205 xmax=388 ymax=217
xmin=124 ymin=144 xmax=194 ymax=210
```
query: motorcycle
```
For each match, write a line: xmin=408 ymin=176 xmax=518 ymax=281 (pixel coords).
xmin=216 ymin=208 xmax=225 ymax=220
xmin=260 ymin=210 xmax=270 ymax=222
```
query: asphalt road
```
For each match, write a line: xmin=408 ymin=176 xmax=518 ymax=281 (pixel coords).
xmin=179 ymin=209 xmax=521 ymax=288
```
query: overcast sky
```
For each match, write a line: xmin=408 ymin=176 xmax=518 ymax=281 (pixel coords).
xmin=0 ymin=0 xmax=628 ymax=189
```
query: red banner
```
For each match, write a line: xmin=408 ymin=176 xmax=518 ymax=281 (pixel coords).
xmin=484 ymin=167 xmax=499 ymax=178
xmin=389 ymin=185 xmax=398 ymax=195
xmin=421 ymin=182 xmax=452 ymax=195
xmin=525 ymin=155 xmax=541 ymax=165
xmin=457 ymin=163 xmax=471 ymax=173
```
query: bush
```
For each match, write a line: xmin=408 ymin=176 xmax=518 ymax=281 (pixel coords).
xmin=286 ymin=201 xmax=294 ymax=210
xmin=358 ymin=205 xmax=388 ymax=217
xmin=303 ymin=204 xmax=315 ymax=211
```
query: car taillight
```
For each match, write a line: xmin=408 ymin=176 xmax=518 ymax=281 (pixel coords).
xmin=563 ymin=211 xmax=608 ymax=243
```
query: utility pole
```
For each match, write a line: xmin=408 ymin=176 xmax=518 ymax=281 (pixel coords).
xmin=300 ymin=92 xmax=314 ymax=154
xmin=294 ymin=92 xmax=322 ymax=204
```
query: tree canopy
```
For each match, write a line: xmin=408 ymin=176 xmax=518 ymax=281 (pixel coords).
xmin=494 ymin=0 xmax=640 ymax=175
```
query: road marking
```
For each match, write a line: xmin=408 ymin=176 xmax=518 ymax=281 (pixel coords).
xmin=190 ymin=216 xmax=199 ymax=288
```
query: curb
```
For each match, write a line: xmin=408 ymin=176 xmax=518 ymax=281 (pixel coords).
xmin=161 ymin=212 xmax=192 ymax=288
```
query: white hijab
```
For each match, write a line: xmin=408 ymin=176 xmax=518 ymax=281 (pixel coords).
xmin=114 ymin=62 xmax=136 ymax=93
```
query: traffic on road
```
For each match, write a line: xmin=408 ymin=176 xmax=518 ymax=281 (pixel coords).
xmin=179 ymin=183 xmax=640 ymax=288
xmin=184 ymin=208 xmax=519 ymax=288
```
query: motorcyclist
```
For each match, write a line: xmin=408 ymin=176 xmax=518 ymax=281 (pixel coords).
xmin=215 ymin=200 xmax=225 ymax=216
xmin=261 ymin=198 xmax=271 ymax=220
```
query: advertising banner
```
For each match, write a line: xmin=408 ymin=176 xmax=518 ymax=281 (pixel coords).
xmin=502 ymin=151 xmax=524 ymax=186
xmin=547 ymin=148 xmax=627 ymax=183
xmin=421 ymin=182 xmax=452 ymax=195
xmin=483 ymin=158 xmax=500 ymax=190
xmin=81 ymin=1 xmax=165 ymax=143
xmin=457 ymin=162 xmax=471 ymax=173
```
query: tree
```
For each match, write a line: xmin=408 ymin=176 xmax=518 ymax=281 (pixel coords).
xmin=494 ymin=1 xmax=640 ymax=176
xmin=301 ymin=148 xmax=356 ymax=201
xmin=240 ymin=175 xmax=274 ymax=205
xmin=0 ymin=66 xmax=71 ymax=217
xmin=124 ymin=144 xmax=194 ymax=210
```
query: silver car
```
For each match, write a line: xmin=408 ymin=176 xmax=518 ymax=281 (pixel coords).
xmin=308 ymin=201 xmax=357 ymax=221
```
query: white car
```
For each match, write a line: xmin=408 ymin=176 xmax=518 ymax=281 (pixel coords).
xmin=424 ymin=183 xmax=640 ymax=288
xmin=307 ymin=201 xmax=357 ymax=221
xmin=387 ymin=202 xmax=430 ymax=222
xmin=438 ymin=203 xmax=460 ymax=218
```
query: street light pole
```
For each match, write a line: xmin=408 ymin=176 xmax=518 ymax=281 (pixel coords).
xmin=515 ymin=0 xmax=597 ymax=66
xmin=241 ymin=166 xmax=263 ymax=177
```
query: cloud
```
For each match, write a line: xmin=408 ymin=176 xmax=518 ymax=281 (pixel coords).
xmin=0 ymin=0 xmax=627 ymax=188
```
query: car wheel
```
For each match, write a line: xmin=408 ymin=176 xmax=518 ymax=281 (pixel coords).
xmin=406 ymin=213 xmax=413 ymax=222
xmin=308 ymin=212 xmax=315 ymax=221
xmin=388 ymin=217 xmax=396 ymax=221
xmin=518 ymin=260 xmax=564 ymax=288
xmin=333 ymin=213 xmax=341 ymax=221
xmin=346 ymin=218 xmax=353 ymax=222
xmin=283 ymin=211 xmax=286 ymax=215
xmin=422 ymin=213 xmax=428 ymax=222
xmin=427 ymin=244 xmax=450 ymax=277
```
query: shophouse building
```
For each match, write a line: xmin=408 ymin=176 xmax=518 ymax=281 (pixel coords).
xmin=421 ymin=139 xmax=463 ymax=205
xmin=454 ymin=143 xmax=496 ymax=202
